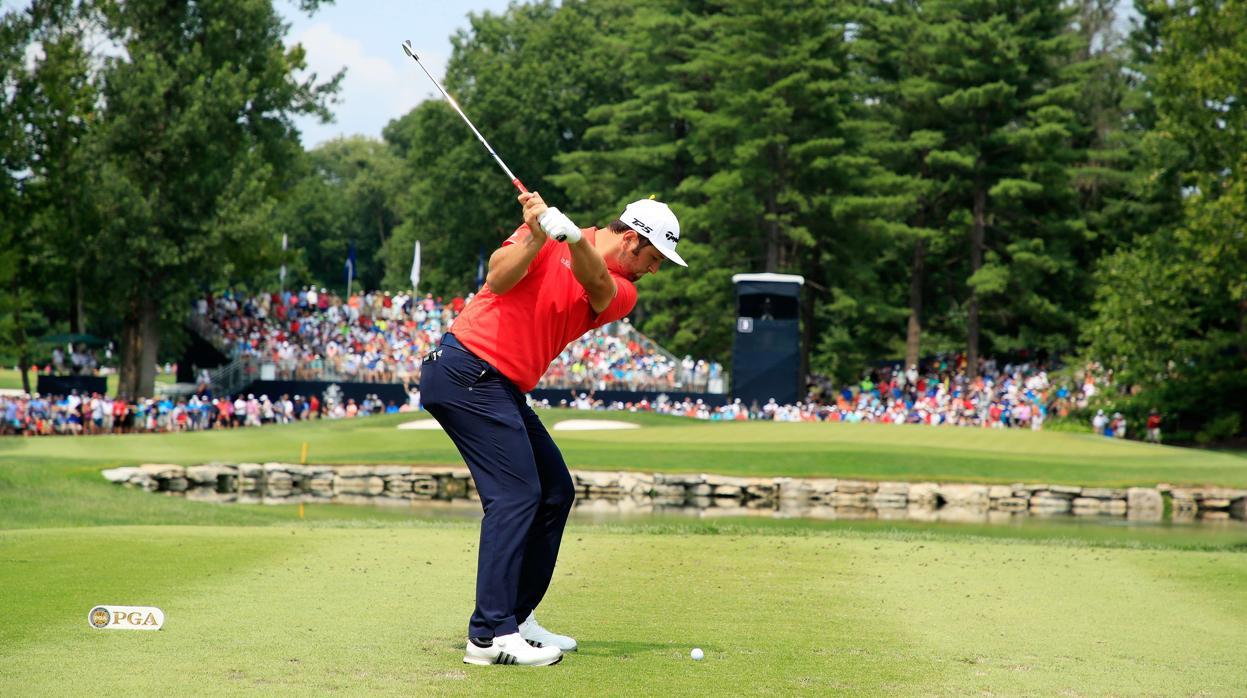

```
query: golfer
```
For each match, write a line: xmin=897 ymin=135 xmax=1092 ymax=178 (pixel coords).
xmin=420 ymin=192 xmax=686 ymax=666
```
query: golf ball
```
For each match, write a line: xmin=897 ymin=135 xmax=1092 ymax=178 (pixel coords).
xmin=691 ymin=648 xmax=704 ymax=661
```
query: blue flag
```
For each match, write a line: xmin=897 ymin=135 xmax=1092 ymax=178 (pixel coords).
xmin=476 ymin=246 xmax=485 ymax=289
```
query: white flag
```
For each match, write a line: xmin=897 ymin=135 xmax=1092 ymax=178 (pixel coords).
xmin=409 ymin=240 xmax=421 ymax=293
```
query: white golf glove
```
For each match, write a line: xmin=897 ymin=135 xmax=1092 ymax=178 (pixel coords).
xmin=538 ymin=207 xmax=582 ymax=244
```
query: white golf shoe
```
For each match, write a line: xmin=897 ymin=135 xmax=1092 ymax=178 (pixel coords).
xmin=463 ymin=632 xmax=562 ymax=666
xmin=519 ymin=613 xmax=578 ymax=652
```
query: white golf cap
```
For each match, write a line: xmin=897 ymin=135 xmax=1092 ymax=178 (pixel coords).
xmin=620 ymin=199 xmax=686 ymax=267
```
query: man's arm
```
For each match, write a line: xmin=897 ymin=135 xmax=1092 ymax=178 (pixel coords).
xmin=485 ymin=229 xmax=544 ymax=295
xmin=507 ymin=191 xmax=616 ymax=313
xmin=486 ymin=192 xmax=550 ymax=295
xmin=567 ymin=236 xmax=616 ymax=314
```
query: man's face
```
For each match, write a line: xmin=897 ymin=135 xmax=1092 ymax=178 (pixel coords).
xmin=619 ymin=231 xmax=666 ymax=281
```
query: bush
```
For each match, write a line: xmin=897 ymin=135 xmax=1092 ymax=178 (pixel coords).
xmin=1195 ymin=413 xmax=1242 ymax=446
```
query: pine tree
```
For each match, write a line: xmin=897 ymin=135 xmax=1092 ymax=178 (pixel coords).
xmin=877 ymin=0 xmax=1092 ymax=377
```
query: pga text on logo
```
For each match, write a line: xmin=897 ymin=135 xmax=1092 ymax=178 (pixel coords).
xmin=88 ymin=605 xmax=165 ymax=630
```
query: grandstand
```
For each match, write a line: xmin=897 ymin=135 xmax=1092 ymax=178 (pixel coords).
xmin=187 ymin=289 xmax=726 ymax=402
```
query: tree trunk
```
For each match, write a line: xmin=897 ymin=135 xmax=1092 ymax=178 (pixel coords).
xmin=138 ymin=295 xmax=159 ymax=398
xmin=118 ymin=294 xmax=160 ymax=398
xmin=905 ymin=236 xmax=926 ymax=371
xmin=967 ymin=182 xmax=986 ymax=380
xmin=118 ymin=299 xmax=141 ymax=398
xmin=764 ymin=199 xmax=781 ymax=272
xmin=70 ymin=270 xmax=86 ymax=334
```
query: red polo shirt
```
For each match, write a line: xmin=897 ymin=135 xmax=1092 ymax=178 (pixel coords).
xmin=449 ymin=224 xmax=637 ymax=392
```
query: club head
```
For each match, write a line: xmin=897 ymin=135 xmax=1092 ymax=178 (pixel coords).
xmin=401 ymin=40 xmax=416 ymax=59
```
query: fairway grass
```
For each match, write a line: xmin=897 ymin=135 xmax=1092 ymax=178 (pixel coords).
xmin=3 ymin=415 xmax=1246 ymax=695
xmin=2 ymin=524 xmax=1244 ymax=696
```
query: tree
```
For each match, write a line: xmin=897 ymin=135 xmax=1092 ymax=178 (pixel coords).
xmin=21 ymin=0 xmax=102 ymax=337
xmin=272 ymin=137 xmax=402 ymax=293
xmin=87 ymin=0 xmax=339 ymax=398
xmin=869 ymin=1 xmax=1093 ymax=377
xmin=1084 ymin=0 xmax=1247 ymax=441
xmin=556 ymin=0 xmax=886 ymax=376
xmin=0 ymin=8 xmax=33 ymax=390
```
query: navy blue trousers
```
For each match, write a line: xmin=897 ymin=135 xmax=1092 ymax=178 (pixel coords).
xmin=420 ymin=333 xmax=576 ymax=639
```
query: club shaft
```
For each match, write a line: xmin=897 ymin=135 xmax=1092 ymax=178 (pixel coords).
xmin=403 ymin=48 xmax=527 ymax=193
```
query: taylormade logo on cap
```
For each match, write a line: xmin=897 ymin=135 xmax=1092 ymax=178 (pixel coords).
xmin=621 ymin=199 xmax=687 ymax=267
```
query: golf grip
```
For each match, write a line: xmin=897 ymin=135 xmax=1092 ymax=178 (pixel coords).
xmin=512 ymin=178 xmax=528 ymax=194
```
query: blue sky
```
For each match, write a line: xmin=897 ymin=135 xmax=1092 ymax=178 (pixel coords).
xmin=281 ymin=1 xmax=516 ymax=147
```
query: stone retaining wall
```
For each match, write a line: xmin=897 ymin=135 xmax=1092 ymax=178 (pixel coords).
xmin=101 ymin=464 xmax=1247 ymax=523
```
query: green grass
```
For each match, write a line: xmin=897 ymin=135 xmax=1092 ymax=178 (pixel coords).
xmin=2 ymin=524 xmax=1245 ymax=696
xmin=2 ymin=410 xmax=1245 ymax=488
xmin=3 ymin=415 xmax=1247 ymax=695
xmin=0 ymin=367 xmax=174 ymax=394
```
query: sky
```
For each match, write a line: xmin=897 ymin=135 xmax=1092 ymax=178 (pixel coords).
xmin=0 ymin=0 xmax=516 ymax=147
xmin=281 ymin=0 xmax=516 ymax=148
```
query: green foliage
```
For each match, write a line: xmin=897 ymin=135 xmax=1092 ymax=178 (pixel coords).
xmin=271 ymin=137 xmax=402 ymax=293
xmin=4 ymin=0 xmax=1242 ymax=438
xmin=1084 ymin=0 xmax=1247 ymax=439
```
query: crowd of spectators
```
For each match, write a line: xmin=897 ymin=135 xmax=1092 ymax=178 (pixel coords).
xmin=538 ymin=355 xmax=1108 ymax=432
xmin=6 ymin=284 xmax=1150 ymax=439
xmin=50 ymin=345 xmax=103 ymax=375
xmin=196 ymin=288 xmax=722 ymax=393
xmin=0 ymin=390 xmax=418 ymax=437
xmin=197 ymin=288 xmax=444 ymax=387
xmin=5 ymin=352 xmax=1162 ymax=441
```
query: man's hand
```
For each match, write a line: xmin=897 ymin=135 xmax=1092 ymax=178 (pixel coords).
xmin=519 ymin=192 xmax=549 ymax=245
xmin=539 ymin=207 xmax=583 ymax=244
xmin=520 ymin=191 xmax=581 ymax=244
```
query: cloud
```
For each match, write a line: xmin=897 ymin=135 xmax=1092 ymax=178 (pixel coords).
xmin=290 ymin=22 xmax=447 ymax=147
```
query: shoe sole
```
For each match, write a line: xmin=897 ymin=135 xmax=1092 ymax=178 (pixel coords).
xmin=463 ymin=654 xmax=563 ymax=667
xmin=525 ymin=637 xmax=578 ymax=651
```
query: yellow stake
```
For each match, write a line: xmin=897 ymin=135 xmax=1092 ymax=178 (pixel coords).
xmin=298 ymin=502 xmax=305 ymax=519
xmin=300 ymin=441 xmax=308 ymax=465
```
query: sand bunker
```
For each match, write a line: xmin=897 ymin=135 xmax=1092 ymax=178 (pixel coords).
xmin=552 ymin=419 xmax=641 ymax=431
xmin=397 ymin=419 xmax=445 ymax=430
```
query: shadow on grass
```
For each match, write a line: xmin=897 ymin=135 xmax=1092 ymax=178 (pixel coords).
xmin=437 ymin=638 xmax=686 ymax=658
xmin=574 ymin=640 xmax=692 ymax=657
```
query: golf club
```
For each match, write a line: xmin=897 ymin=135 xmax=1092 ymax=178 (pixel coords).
xmin=400 ymin=40 xmax=580 ymax=244
xmin=400 ymin=40 xmax=528 ymax=194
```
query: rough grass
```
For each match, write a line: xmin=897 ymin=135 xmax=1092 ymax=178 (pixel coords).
xmin=2 ymin=411 xmax=1247 ymax=488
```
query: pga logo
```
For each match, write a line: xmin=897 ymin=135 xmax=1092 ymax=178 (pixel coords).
xmin=88 ymin=605 xmax=165 ymax=631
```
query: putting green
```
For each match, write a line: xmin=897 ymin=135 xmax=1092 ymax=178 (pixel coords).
xmin=2 ymin=411 xmax=1246 ymax=488
xmin=1 ymin=524 xmax=1244 ymax=696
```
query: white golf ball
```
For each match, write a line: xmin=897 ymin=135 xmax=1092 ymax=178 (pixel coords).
xmin=691 ymin=648 xmax=704 ymax=661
